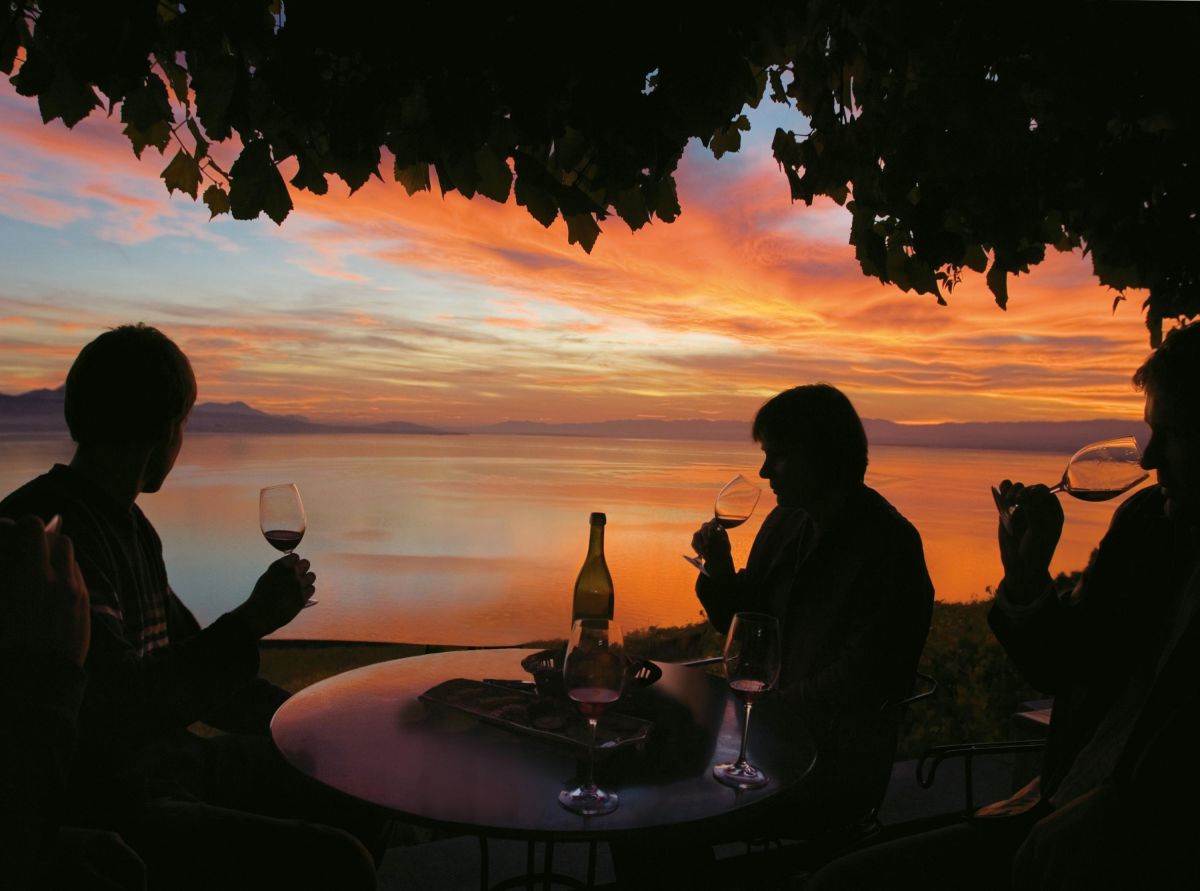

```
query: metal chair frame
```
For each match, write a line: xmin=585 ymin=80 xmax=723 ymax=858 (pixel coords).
xmin=915 ymin=738 xmax=1048 ymax=815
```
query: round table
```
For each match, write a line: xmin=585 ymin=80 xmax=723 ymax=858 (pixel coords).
xmin=271 ymin=649 xmax=816 ymax=843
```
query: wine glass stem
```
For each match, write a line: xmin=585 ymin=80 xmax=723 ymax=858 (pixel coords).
xmin=735 ymin=702 xmax=753 ymax=769
xmin=584 ymin=716 xmax=599 ymax=792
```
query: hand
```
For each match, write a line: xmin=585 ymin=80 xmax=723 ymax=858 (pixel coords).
xmin=0 ymin=515 xmax=91 ymax=666
xmin=994 ymin=480 xmax=1064 ymax=596
xmin=233 ymin=554 xmax=315 ymax=638
xmin=691 ymin=518 xmax=734 ymax=581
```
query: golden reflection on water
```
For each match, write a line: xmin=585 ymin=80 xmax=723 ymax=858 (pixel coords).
xmin=0 ymin=434 xmax=1144 ymax=645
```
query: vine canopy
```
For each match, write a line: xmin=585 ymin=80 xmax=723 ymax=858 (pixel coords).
xmin=3 ymin=1 xmax=1197 ymax=341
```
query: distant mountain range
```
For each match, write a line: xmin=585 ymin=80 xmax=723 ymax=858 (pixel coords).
xmin=0 ymin=386 xmax=1149 ymax=452
xmin=0 ymin=387 xmax=451 ymax=436
xmin=454 ymin=417 xmax=1151 ymax=453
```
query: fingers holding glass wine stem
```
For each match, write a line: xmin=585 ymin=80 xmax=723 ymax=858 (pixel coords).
xmin=688 ymin=474 xmax=758 ymax=578
xmin=236 ymin=553 xmax=316 ymax=637
xmin=687 ymin=517 xmax=733 ymax=579
xmin=994 ymin=480 xmax=1063 ymax=593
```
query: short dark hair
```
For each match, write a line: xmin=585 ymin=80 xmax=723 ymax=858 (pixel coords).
xmin=751 ymin=383 xmax=869 ymax=485
xmin=65 ymin=324 xmax=197 ymax=445
xmin=1133 ymin=322 xmax=1200 ymax=428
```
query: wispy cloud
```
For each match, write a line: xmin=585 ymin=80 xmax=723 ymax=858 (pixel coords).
xmin=0 ymin=80 xmax=1153 ymax=426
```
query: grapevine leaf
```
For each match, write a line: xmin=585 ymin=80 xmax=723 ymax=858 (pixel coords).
xmin=202 ymin=184 xmax=230 ymax=218
xmin=514 ymin=176 xmax=558 ymax=227
xmin=123 ymin=119 xmax=172 ymax=158
xmin=710 ymin=115 xmax=750 ymax=159
xmin=39 ymin=69 xmax=101 ymax=127
xmin=436 ymin=152 xmax=479 ymax=199
xmin=228 ymin=141 xmax=293 ymax=224
xmin=474 ymin=146 xmax=513 ymax=203
xmin=565 ymin=212 xmax=600 ymax=253
xmin=513 ymin=156 xmax=560 ymax=227
xmin=649 ymin=176 xmax=681 ymax=223
xmin=333 ymin=149 xmax=381 ymax=194
xmin=395 ymin=162 xmax=431 ymax=196
xmin=963 ymin=243 xmax=988 ymax=273
xmin=162 ymin=149 xmax=201 ymax=199
xmin=160 ymin=57 xmax=191 ymax=109
xmin=986 ymin=259 xmax=1010 ymax=310
xmin=290 ymin=153 xmax=329 ymax=195
xmin=613 ymin=186 xmax=650 ymax=231
xmin=191 ymin=56 xmax=237 ymax=141
xmin=121 ymin=77 xmax=172 ymax=133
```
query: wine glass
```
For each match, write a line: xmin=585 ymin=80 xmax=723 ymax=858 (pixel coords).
xmin=991 ymin=436 xmax=1149 ymax=531
xmin=259 ymin=483 xmax=316 ymax=608
xmin=682 ymin=474 xmax=762 ymax=576
xmin=713 ymin=612 xmax=781 ymax=790
xmin=558 ymin=618 xmax=626 ymax=816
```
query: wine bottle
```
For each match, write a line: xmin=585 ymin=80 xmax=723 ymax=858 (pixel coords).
xmin=571 ymin=512 xmax=614 ymax=623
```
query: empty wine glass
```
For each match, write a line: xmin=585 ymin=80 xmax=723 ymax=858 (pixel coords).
xmin=259 ymin=483 xmax=316 ymax=608
xmin=992 ymin=436 xmax=1149 ymax=531
xmin=558 ymin=618 xmax=626 ymax=816
xmin=713 ymin=612 xmax=781 ymax=790
xmin=683 ymin=474 xmax=762 ymax=576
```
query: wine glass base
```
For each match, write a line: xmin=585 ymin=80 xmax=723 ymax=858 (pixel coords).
xmin=713 ymin=761 xmax=768 ymax=790
xmin=558 ymin=785 xmax=619 ymax=816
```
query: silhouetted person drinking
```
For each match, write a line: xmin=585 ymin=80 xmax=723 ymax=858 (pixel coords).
xmin=811 ymin=324 xmax=1200 ymax=889
xmin=693 ymin=383 xmax=934 ymax=836
xmin=0 ymin=325 xmax=378 ymax=891
xmin=613 ymin=385 xmax=934 ymax=890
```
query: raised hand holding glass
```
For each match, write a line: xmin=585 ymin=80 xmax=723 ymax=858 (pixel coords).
xmin=683 ymin=474 xmax=761 ymax=577
xmin=992 ymin=436 xmax=1149 ymax=532
xmin=259 ymin=483 xmax=316 ymax=608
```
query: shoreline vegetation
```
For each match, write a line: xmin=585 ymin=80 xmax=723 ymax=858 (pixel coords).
xmin=254 ymin=584 xmax=1075 ymax=759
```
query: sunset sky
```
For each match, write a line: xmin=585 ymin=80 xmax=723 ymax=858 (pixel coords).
xmin=0 ymin=79 xmax=1157 ymax=428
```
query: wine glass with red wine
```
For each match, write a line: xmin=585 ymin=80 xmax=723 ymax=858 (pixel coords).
xmin=558 ymin=618 xmax=626 ymax=815
xmin=991 ymin=436 xmax=1149 ymax=532
xmin=259 ymin=483 xmax=316 ymax=608
xmin=713 ymin=612 xmax=781 ymax=789
xmin=683 ymin=474 xmax=762 ymax=576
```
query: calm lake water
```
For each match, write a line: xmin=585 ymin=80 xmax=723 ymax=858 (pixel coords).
xmin=0 ymin=433 xmax=1144 ymax=645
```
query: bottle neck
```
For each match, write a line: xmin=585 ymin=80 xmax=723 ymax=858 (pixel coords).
xmin=587 ymin=522 xmax=605 ymax=557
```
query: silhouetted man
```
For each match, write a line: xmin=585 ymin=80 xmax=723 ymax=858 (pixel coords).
xmin=693 ymin=383 xmax=934 ymax=834
xmin=1 ymin=325 xmax=377 ymax=891
xmin=811 ymin=324 xmax=1200 ymax=889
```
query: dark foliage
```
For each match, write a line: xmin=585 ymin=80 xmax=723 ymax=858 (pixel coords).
xmin=4 ymin=2 xmax=1197 ymax=337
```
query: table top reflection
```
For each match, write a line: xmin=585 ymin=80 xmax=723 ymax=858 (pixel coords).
xmin=271 ymin=649 xmax=816 ymax=840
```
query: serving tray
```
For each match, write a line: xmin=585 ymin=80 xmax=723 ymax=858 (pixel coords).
xmin=419 ymin=678 xmax=652 ymax=751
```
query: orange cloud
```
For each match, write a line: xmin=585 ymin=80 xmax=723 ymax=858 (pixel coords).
xmin=0 ymin=78 xmax=1156 ymax=427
